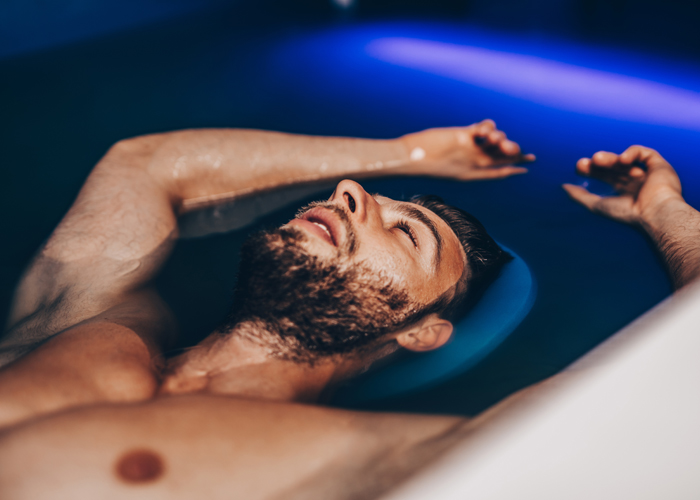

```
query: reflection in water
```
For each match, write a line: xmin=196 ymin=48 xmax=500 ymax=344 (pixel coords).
xmin=367 ymin=37 xmax=700 ymax=131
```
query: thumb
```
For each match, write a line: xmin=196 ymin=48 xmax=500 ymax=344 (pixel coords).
xmin=563 ymin=184 xmax=637 ymax=224
xmin=562 ymin=184 xmax=602 ymax=211
xmin=477 ymin=166 xmax=529 ymax=179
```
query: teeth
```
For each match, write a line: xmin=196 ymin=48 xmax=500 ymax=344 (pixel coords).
xmin=311 ymin=221 xmax=332 ymax=240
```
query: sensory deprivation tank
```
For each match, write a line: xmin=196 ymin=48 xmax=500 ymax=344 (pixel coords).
xmin=2 ymin=0 xmax=699 ymax=497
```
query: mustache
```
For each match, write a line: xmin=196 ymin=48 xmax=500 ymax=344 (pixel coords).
xmin=295 ymin=201 xmax=358 ymax=256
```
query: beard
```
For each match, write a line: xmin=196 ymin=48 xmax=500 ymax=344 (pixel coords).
xmin=220 ymin=207 xmax=427 ymax=362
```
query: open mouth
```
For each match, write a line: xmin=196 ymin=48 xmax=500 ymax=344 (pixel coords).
xmin=309 ymin=220 xmax=333 ymax=242
xmin=290 ymin=207 xmax=342 ymax=247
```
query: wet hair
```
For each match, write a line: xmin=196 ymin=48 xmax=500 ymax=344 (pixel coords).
xmin=411 ymin=195 xmax=513 ymax=323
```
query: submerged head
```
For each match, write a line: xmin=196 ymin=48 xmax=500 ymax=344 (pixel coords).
xmin=219 ymin=180 xmax=510 ymax=364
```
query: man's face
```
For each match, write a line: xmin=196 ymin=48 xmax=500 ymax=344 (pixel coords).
xmin=287 ymin=180 xmax=466 ymax=306
xmin=228 ymin=180 xmax=466 ymax=361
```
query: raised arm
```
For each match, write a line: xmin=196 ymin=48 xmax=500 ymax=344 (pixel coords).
xmin=138 ymin=119 xmax=533 ymax=211
xmin=4 ymin=121 xmax=531 ymax=342
xmin=564 ymin=145 xmax=700 ymax=290
xmin=0 ymin=121 xmax=530 ymax=427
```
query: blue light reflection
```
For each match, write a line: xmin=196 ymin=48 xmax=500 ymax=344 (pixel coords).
xmin=366 ymin=37 xmax=700 ymax=132
xmin=264 ymin=21 xmax=700 ymax=199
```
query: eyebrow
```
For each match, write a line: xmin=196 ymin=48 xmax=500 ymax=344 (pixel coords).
xmin=395 ymin=204 xmax=443 ymax=272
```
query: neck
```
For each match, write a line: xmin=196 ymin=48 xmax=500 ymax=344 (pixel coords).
xmin=159 ymin=322 xmax=355 ymax=403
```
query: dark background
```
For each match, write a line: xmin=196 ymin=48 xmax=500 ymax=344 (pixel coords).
xmin=1 ymin=0 xmax=699 ymax=415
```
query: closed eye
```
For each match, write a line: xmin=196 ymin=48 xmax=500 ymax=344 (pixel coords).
xmin=395 ymin=220 xmax=417 ymax=247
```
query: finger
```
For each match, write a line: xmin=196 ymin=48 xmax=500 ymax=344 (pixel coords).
xmin=473 ymin=120 xmax=496 ymax=140
xmin=578 ymin=157 xmax=621 ymax=183
xmin=499 ymin=139 xmax=521 ymax=157
xmin=562 ymin=184 xmax=602 ymax=211
xmin=581 ymin=153 xmax=639 ymax=185
xmin=629 ymin=166 xmax=646 ymax=178
xmin=619 ymin=145 xmax=673 ymax=173
xmin=563 ymin=184 xmax=638 ymax=222
xmin=590 ymin=151 xmax=620 ymax=167
xmin=576 ymin=157 xmax=592 ymax=175
xmin=495 ymin=154 xmax=535 ymax=165
xmin=477 ymin=119 xmax=496 ymax=132
xmin=475 ymin=166 xmax=528 ymax=179
xmin=486 ymin=130 xmax=506 ymax=146
xmin=619 ymin=145 xmax=658 ymax=164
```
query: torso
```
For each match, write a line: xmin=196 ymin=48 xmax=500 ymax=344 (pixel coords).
xmin=0 ymin=394 xmax=466 ymax=500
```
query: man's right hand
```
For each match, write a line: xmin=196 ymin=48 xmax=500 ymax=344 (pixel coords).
xmin=399 ymin=119 xmax=535 ymax=181
xmin=563 ymin=145 xmax=684 ymax=226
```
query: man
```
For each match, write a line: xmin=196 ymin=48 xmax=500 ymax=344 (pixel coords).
xmin=0 ymin=120 xmax=698 ymax=499
xmin=0 ymin=119 xmax=526 ymax=417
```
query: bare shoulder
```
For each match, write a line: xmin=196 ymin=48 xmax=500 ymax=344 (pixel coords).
xmin=0 ymin=290 xmax=175 ymax=428
xmin=0 ymin=394 xmax=466 ymax=500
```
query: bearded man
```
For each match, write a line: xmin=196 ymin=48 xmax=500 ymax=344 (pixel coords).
xmin=1 ymin=120 xmax=698 ymax=500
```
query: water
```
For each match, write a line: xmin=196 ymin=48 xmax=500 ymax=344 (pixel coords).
xmin=2 ymin=12 xmax=697 ymax=415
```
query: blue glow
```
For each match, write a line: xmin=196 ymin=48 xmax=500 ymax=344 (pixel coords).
xmin=366 ymin=37 xmax=700 ymax=132
xmin=263 ymin=21 xmax=700 ymax=199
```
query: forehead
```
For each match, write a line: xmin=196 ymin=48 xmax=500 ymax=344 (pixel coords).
xmin=375 ymin=195 xmax=467 ymax=295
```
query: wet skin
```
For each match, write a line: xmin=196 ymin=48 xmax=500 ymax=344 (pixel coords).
xmin=0 ymin=123 xmax=572 ymax=499
xmin=287 ymin=179 xmax=466 ymax=308
xmin=0 ymin=126 xmax=698 ymax=499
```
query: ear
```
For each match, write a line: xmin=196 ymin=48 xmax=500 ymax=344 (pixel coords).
xmin=395 ymin=315 xmax=454 ymax=353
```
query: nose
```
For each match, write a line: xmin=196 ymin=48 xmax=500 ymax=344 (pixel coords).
xmin=330 ymin=179 xmax=377 ymax=224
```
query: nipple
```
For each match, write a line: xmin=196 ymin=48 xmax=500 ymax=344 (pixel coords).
xmin=115 ymin=449 xmax=165 ymax=484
